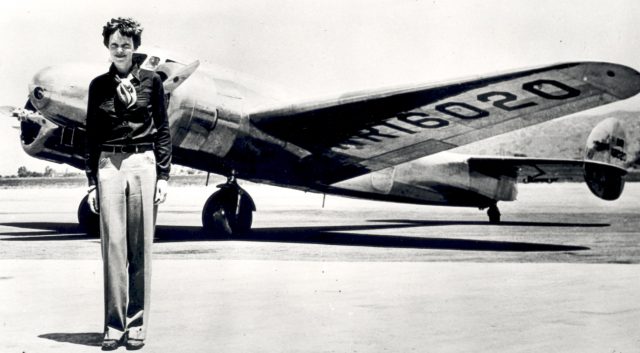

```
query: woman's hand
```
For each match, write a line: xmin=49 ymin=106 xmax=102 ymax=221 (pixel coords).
xmin=87 ymin=188 xmax=99 ymax=214
xmin=155 ymin=179 xmax=168 ymax=205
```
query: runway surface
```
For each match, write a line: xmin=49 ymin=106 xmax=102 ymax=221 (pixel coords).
xmin=0 ymin=183 xmax=639 ymax=352
xmin=0 ymin=183 xmax=638 ymax=263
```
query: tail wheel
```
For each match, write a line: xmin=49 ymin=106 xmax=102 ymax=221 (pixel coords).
xmin=77 ymin=194 xmax=100 ymax=237
xmin=487 ymin=204 xmax=501 ymax=224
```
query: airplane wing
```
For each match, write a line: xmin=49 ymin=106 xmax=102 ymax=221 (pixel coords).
xmin=466 ymin=156 xmax=626 ymax=183
xmin=250 ymin=62 xmax=640 ymax=184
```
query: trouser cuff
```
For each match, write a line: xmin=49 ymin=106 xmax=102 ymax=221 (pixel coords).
xmin=104 ymin=327 xmax=125 ymax=341
xmin=127 ymin=326 xmax=145 ymax=340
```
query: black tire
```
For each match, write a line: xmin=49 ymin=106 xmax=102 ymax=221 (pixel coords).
xmin=202 ymin=189 xmax=253 ymax=236
xmin=202 ymin=191 xmax=233 ymax=236
xmin=77 ymin=194 xmax=100 ymax=237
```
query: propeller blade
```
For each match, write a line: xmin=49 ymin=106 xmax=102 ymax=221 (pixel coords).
xmin=163 ymin=60 xmax=200 ymax=93
xmin=0 ymin=105 xmax=17 ymax=117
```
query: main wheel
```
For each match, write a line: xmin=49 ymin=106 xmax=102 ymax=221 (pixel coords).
xmin=202 ymin=188 xmax=254 ymax=236
xmin=77 ymin=194 xmax=100 ymax=237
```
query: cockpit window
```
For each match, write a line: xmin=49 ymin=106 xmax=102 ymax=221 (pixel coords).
xmin=133 ymin=50 xmax=191 ymax=84
xmin=141 ymin=56 xmax=162 ymax=70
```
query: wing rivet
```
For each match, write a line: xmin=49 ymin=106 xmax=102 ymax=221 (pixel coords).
xmin=173 ymin=77 xmax=180 ymax=83
xmin=606 ymin=70 xmax=616 ymax=77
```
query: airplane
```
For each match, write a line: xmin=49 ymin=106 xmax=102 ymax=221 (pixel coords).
xmin=4 ymin=48 xmax=640 ymax=236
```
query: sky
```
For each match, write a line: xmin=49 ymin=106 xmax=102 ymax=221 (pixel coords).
xmin=1 ymin=0 xmax=640 ymax=175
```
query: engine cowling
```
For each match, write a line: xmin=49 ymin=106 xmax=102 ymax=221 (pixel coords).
xmin=13 ymin=101 xmax=85 ymax=170
xmin=584 ymin=118 xmax=627 ymax=200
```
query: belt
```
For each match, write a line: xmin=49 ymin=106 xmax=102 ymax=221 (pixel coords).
xmin=100 ymin=143 xmax=154 ymax=153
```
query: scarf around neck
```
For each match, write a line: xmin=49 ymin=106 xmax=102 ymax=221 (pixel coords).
xmin=114 ymin=73 xmax=137 ymax=109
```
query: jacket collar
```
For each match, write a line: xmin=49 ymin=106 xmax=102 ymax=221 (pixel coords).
xmin=109 ymin=63 xmax=141 ymax=81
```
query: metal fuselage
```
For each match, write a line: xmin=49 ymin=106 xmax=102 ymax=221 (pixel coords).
xmin=23 ymin=55 xmax=512 ymax=209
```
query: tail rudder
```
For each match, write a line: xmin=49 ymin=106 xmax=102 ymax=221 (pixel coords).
xmin=584 ymin=118 xmax=627 ymax=200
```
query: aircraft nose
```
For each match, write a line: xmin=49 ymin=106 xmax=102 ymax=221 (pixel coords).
xmin=26 ymin=63 xmax=101 ymax=123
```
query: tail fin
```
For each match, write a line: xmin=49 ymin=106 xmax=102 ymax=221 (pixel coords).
xmin=584 ymin=118 xmax=627 ymax=200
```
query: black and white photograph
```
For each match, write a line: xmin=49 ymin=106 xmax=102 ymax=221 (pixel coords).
xmin=0 ymin=0 xmax=639 ymax=352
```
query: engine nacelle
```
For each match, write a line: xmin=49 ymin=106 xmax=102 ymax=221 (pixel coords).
xmin=13 ymin=103 xmax=86 ymax=170
xmin=584 ymin=118 xmax=627 ymax=200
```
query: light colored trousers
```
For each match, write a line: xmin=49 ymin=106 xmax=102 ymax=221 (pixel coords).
xmin=98 ymin=150 xmax=157 ymax=341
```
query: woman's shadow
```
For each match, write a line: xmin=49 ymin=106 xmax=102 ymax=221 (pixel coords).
xmin=38 ymin=332 xmax=102 ymax=347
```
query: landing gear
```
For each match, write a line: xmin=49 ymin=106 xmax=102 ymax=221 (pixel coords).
xmin=201 ymin=175 xmax=256 ymax=236
xmin=487 ymin=203 xmax=501 ymax=224
xmin=77 ymin=194 xmax=100 ymax=237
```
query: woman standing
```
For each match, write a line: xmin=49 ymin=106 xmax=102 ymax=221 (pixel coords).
xmin=84 ymin=17 xmax=171 ymax=351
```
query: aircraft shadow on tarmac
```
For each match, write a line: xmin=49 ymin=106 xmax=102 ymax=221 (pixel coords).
xmin=0 ymin=219 xmax=601 ymax=252
xmin=0 ymin=222 xmax=88 ymax=241
xmin=39 ymin=332 xmax=102 ymax=347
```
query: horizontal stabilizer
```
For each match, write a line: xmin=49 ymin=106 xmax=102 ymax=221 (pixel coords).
xmin=468 ymin=157 xmax=626 ymax=184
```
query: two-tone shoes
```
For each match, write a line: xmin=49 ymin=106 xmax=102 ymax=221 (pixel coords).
xmin=101 ymin=339 xmax=120 ymax=351
xmin=125 ymin=338 xmax=145 ymax=350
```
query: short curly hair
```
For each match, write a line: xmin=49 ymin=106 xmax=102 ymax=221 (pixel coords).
xmin=102 ymin=17 xmax=143 ymax=49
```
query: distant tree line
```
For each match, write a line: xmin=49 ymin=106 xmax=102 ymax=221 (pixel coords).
xmin=16 ymin=166 xmax=56 ymax=178
xmin=0 ymin=166 xmax=82 ymax=178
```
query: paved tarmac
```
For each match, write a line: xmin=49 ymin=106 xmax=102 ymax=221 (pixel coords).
xmin=0 ymin=183 xmax=639 ymax=352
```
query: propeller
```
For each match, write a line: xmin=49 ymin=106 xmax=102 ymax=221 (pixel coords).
xmin=0 ymin=105 xmax=21 ymax=129
xmin=162 ymin=60 xmax=200 ymax=93
xmin=0 ymin=105 xmax=17 ymax=117
xmin=0 ymin=101 xmax=43 ymax=130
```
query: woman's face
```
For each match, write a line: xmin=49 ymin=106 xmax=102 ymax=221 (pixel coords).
xmin=108 ymin=30 xmax=135 ymax=73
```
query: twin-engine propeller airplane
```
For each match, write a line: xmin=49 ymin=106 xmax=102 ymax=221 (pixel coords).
xmin=4 ymin=48 xmax=640 ymax=236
